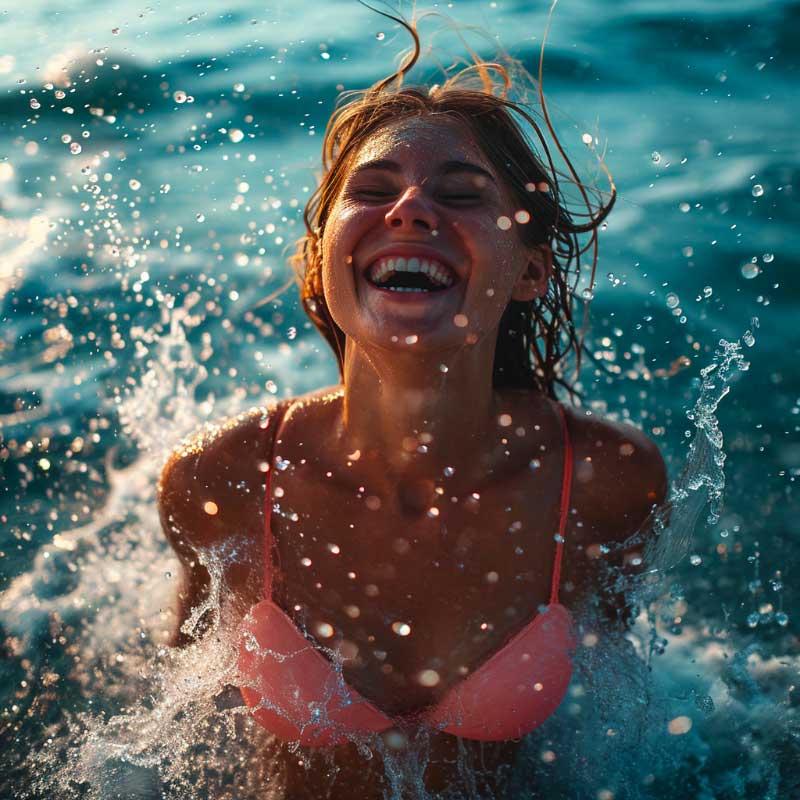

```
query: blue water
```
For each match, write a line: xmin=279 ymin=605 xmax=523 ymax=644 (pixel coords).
xmin=1 ymin=1 xmax=798 ymax=797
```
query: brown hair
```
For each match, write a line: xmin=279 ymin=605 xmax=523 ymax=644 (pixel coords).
xmin=290 ymin=10 xmax=615 ymax=399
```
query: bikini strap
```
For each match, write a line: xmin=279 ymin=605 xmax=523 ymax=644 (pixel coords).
xmin=263 ymin=400 xmax=291 ymax=599
xmin=549 ymin=404 xmax=573 ymax=606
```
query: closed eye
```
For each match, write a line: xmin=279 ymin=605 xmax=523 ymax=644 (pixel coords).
xmin=438 ymin=193 xmax=481 ymax=205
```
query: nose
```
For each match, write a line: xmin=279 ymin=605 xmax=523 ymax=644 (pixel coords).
xmin=384 ymin=188 xmax=438 ymax=232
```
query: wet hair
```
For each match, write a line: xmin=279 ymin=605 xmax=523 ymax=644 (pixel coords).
xmin=290 ymin=10 xmax=614 ymax=399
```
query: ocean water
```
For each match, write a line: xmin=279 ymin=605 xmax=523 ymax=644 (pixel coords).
xmin=0 ymin=1 xmax=798 ymax=798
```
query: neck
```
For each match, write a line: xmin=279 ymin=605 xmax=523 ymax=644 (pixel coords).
xmin=335 ymin=336 xmax=507 ymax=492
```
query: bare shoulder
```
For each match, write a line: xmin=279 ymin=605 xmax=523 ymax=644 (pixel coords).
xmin=157 ymin=403 xmax=282 ymax=556
xmin=564 ymin=405 xmax=668 ymax=544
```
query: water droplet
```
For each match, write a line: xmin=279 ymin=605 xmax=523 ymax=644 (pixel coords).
xmin=404 ymin=334 xmax=418 ymax=345
xmin=581 ymin=132 xmax=593 ymax=145
xmin=129 ymin=178 xmax=141 ymax=191
xmin=69 ymin=142 xmax=81 ymax=154
xmin=666 ymin=292 xmax=680 ymax=309
xmin=514 ymin=209 xmax=531 ymax=224
xmin=746 ymin=612 xmax=759 ymax=628
xmin=376 ymin=31 xmax=385 ymax=40
xmin=651 ymin=151 xmax=662 ymax=164
xmin=315 ymin=622 xmax=335 ymax=638
xmin=762 ymin=253 xmax=774 ymax=263
xmin=233 ymin=82 xmax=245 ymax=92
xmin=195 ymin=213 xmax=205 ymax=223
xmin=443 ymin=466 xmax=454 ymax=477
xmin=203 ymin=500 xmax=218 ymax=515
xmin=417 ymin=669 xmax=440 ymax=687
xmin=173 ymin=90 xmax=187 ymax=103
xmin=703 ymin=286 xmax=713 ymax=298
xmin=743 ymin=331 xmax=755 ymax=347
xmin=751 ymin=184 xmax=764 ymax=197
xmin=300 ymin=557 xmax=312 ymax=567
xmin=287 ymin=326 xmax=297 ymax=340
xmin=29 ymin=98 xmax=40 ymax=110
xmin=275 ymin=456 xmax=291 ymax=471
xmin=689 ymin=554 xmax=702 ymax=566
xmin=776 ymin=612 xmax=789 ymax=626
xmin=391 ymin=621 xmax=412 ymax=637
xmin=228 ymin=128 xmax=244 ymax=143
xmin=741 ymin=261 xmax=760 ymax=279
xmin=453 ymin=314 xmax=468 ymax=328
xmin=581 ymin=288 xmax=594 ymax=301
xmin=667 ymin=716 xmax=692 ymax=735
xmin=496 ymin=215 xmax=512 ymax=231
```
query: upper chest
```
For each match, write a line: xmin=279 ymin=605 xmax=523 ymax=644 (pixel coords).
xmin=263 ymin=415 xmax=577 ymax=713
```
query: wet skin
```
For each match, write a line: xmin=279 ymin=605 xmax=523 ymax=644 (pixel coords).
xmin=158 ymin=117 xmax=668 ymax=798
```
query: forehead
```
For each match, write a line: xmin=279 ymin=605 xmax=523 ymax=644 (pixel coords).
xmin=350 ymin=116 xmax=494 ymax=174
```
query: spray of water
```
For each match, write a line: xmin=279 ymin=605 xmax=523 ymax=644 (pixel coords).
xmin=3 ymin=324 xmax=797 ymax=800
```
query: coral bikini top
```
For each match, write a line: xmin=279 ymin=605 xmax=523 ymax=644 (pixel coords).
xmin=238 ymin=402 xmax=576 ymax=746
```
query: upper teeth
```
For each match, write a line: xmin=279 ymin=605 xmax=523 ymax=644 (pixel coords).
xmin=368 ymin=256 xmax=455 ymax=288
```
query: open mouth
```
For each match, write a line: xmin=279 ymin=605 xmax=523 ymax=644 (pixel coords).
xmin=365 ymin=256 xmax=458 ymax=294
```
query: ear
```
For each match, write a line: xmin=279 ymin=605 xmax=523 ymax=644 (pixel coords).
xmin=511 ymin=244 xmax=553 ymax=302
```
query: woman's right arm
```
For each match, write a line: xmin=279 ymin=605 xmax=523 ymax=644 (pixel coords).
xmin=157 ymin=406 xmax=280 ymax=646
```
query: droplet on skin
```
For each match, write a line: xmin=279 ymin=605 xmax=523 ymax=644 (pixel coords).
xmin=203 ymin=500 xmax=218 ymax=515
xmin=391 ymin=621 xmax=411 ymax=636
xmin=417 ymin=669 xmax=440 ymax=687
xmin=315 ymin=622 xmax=335 ymax=639
xmin=667 ymin=716 xmax=692 ymax=735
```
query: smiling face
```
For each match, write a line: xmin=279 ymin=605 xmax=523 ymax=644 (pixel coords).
xmin=320 ymin=115 xmax=550 ymax=356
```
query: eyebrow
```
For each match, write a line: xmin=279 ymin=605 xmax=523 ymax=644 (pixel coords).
xmin=350 ymin=158 xmax=496 ymax=183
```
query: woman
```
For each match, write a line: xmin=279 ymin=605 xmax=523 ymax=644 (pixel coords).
xmin=158 ymin=21 xmax=667 ymax=799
